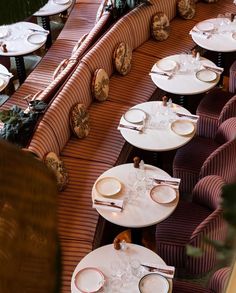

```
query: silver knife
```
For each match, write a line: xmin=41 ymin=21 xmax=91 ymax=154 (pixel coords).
xmin=175 ymin=112 xmax=199 ymax=120
xmin=94 ymin=199 xmax=123 ymax=210
xmin=29 ymin=28 xmax=49 ymax=34
xmin=119 ymin=124 xmax=141 ymax=132
xmin=141 ymin=264 xmax=174 ymax=275
xmin=152 ymin=178 xmax=179 ymax=186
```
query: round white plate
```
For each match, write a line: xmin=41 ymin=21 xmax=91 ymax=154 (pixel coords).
xmin=150 ymin=184 xmax=176 ymax=204
xmin=74 ymin=267 xmax=105 ymax=293
xmin=196 ymin=21 xmax=214 ymax=32
xmin=95 ymin=177 xmax=122 ymax=197
xmin=156 ymin=59 xmax=177 ymax=72
xmin=232 ymin=32 xmax=236 ymax=40
xmin=0 ymin=26 xmax=8 ymax=38
xmin=139 ymin=273 xmax=169 ymax=293
xmin=53 ymin=0 xmax=70 ymax=4
xmin=171 ymin=120 xmax=195 ymax=136
xmin=124 ymin=108 xmax=146 ymax=124
xmin=27 ymin=33 xmax=47 ymax=45
xmin=196 ymin=69 xmax=217 ymax=82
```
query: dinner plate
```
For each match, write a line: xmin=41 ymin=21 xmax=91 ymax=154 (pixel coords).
xmin=95 ymin=177 xmax=122 ymax=197
xmin=74 ymin=267 xmax=105 ymax=293
xmin=0 ymin=26 xmax=8 ymax=38
xmin=53 ymin=0 xmax=70 ymax=4
xmin=196 ymin=69 xmax=218 ymax=82
xmin=27 ymin=33 xmax=47 ymax=45
xmin=156 ymin=59 xmax=177 ymax=72
xmin=196 ymin=21 xmax=214 ymax=32
xmin=150 ymin=184 xmax=176 ymax=204
xmin=124 ymin=108 xmax=146 ymax=124
xmin=139 ymin=273 xmax=169 ymax=293
xmin=171 ymin=119 xmax=195 ymax=136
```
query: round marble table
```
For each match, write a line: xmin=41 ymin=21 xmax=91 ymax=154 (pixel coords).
xmin=71 ymin=244 xmax=173 ymax=293
xmin=150 ymin=55 xmax=220 ymax=96
xmin=0 ymin=22 xmax=48 ymax=83
xmin=92 ymin=163 xmax=179 ymax=228
xmin=119 ymin=101 xmax=196 ymax=152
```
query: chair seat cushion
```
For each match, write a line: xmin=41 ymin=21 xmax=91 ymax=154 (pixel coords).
xmin=155 ymin=200 xmax=211 ymax=267
xmin=173 ymin=136 xmax=219 ymax=193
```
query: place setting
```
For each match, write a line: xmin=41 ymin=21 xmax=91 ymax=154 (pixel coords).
xmin=118 ymin=107 xmax=147 ymax=133
xmin=149 ymin=58 xmax=179 ymax=80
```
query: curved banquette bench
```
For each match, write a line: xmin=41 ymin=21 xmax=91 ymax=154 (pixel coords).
xmin=0 ymin=0 xmax=111 ymax=111
xmin=22 ymin=0 xmax=235 ymax=291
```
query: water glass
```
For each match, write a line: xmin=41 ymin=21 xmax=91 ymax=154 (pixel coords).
xmin=129 ymin=258 xmax=144 ymax=278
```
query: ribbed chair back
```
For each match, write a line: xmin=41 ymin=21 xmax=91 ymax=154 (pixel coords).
xmin=215 ymin=117 xmax=236 ymax=144
xmin=218 ymin=95 xmax=236 ymax=129
xmin=200 ymin=138 xmax=236 ymax=184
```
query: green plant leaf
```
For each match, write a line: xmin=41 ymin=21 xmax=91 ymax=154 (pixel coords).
xmin=186 ymin=245 xmax=203 ymax=257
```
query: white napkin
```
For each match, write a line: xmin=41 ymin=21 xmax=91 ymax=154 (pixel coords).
xmin=189 ymin=29 xmax=211 ymax=39
xmin=201 ymin=64 xmax=224 ymax=74
xmin=141 ymin=263 xmax=175 ymax=279
xmin=93 ymin=198 xmax=124 ymax=212
xmin=118 ymin=122 xmax=144 ymax=133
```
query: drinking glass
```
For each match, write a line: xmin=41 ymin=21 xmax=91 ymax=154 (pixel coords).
xmin=129 ymin=258 xmax=144 ymax=278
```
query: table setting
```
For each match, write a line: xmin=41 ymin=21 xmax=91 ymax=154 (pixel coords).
xmin=190 ymin=15 xmax=236 ymax=52
xmin=150 ymin=54 xmax=221 ymax=95
xmin=118 ymin=101 xmax=198 ymax=151
xmin=71 ymin=243 xmax=174 ymax=293
xmin=92 ymin=163 xmax=180 ymax=228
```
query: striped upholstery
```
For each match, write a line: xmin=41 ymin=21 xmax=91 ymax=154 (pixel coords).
xmin=123 ymin=0 xmax=177 ymax=49
xmin=59 ymin=239 xmax=92 ymax=293
xmin=197 ymin=89 xmax=236 ymax=139
xmin=174 ymin=118 xmax=236 ymax=194
xmin=155 ymin=175 xmax=227 ymax=277
xmin=57 ymin=3 xmax=101 ymax=41
xmin=229 ymin=60 xmax=236 ymax=94
xmin=136 ymin=18 xmax=196 ymax=59
xmin=173 ymin=136 xmax=219 ymax=194
xmin=61 ymin=101 xmax=129 ymax=165
xmin=208 ymin=267 xmax=231 ymax=293
xmin=57 ymin=156 xmax=112 ymax=243
xmin=81 ymin=16 xmax=134 ymax=77
xmin=193 ymin=0 xmax=234 ymax=23
xmin=173 ymin=280 xmax=212 ymax=293
xmin=109 ymin=52 xmax=158 ymax=106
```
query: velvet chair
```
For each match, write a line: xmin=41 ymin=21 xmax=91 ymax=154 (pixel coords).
xmin=173 ymin=267 xmax=231 ymax=293
xmin=173 ymin=117 xmax=236 ymax=194
xmin=155 ymin=175 xmax=228 ymax=277
xmin=196 ymin=88 xmax=236 ymax=139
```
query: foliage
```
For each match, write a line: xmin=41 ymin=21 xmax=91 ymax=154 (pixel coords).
xmin=0 ymin=0 xmax=48 ymax=25
xmin=0 ymin=103 xmax=47 ymax=147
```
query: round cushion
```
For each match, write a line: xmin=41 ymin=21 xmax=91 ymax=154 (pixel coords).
xmin=44 ymin=152 xmax=69 ymax=191
xmin=91 ymin=68 xmax=109 ymax=101
xmin=151 ymin=12 xmax=170 ymax=41
xmin=113 ymin=42 xmax=132 ymax=76
xmin=177 ymin=0 xmax=196 ymax=20
xmin=70 ymin=103 xmax=90 ymax=138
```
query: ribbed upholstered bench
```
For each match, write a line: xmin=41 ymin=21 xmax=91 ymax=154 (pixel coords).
xmin=0 ymin=0 xmax=111 ymax=112
xmin=26 ymin=0 xmax=235 ymax=291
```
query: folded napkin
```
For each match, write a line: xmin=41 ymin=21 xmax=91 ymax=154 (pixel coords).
xmin=141 ymin=263 xmax=175 ymax=279
xmin=201 ymin=64 xmax=224 ymax=74
xmin=152 ymin=177 xmax=181 ymax=189
xmin=189 ymin=29 xmax=211 ymax=39
xmin=93 ymin=198 xmax=124 ymax=212
xmin=175 ymin=112 xmax=199 ymax=122
xmin=118 ymin=123 xmax=144 ymax=133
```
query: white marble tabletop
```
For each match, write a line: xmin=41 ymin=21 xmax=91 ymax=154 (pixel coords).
xmin=71 ymin=243 xmax=173 ymax=293
xmin=34 ymin=0 xmax=73 ymax=17
xmin=191 ymin=18 xmax=236 ymax=53
xmin=119 ymin=101 xmax=196 ymax=152
xmin=0 ymin=64 xmax=12 ymax=92
xmin=92 ymin=163 xmax=179 ymax=228
xmin=0 ymin=22 xmax=48 ymax=57
xmin=150 ymin=54 xmax=220 ymax=95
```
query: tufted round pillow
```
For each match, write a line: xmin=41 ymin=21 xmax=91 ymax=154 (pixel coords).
xmin=70 ymin=103 xmax=90 ymax=138
xmin=44 ymin=152 xmax=69 ymax=191
xmin=151 ymin=12 xmax=170 ymax=41
xmin=177 ymin=0 xmax=196 ymax=20
xmin=91 ymin=68 xmax=109 ymax=101
xmin=113 ymin=42 xmax=132 ymax=76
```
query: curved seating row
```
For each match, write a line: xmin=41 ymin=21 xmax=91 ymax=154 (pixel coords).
xmin=15 ymin=0 xmax=236 ymax=291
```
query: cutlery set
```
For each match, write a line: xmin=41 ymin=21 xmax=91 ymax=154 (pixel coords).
xmin=149 ymin=71 xmax=173 ymax=79
xmin=175 ymin=112 xmax=199 ymax=121
xmin=29 ymin=28 xmax=49 ymax=34
xmin=118 ymin=123 xmax=143 ymax=132
xmin=202 ymin=64 xmax=223 ymax=74
xmin=151 ymin=177 xmax=180 ymax=188
xmin=140 ymin=264 xmax=174 ymax=275
xmin=93 ymin=199 xmax=123 ymax=210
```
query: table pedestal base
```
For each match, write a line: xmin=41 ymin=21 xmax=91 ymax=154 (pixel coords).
xmin=41 ymin=16 xmax=52 ymax=48
xmin=15 ymin=56 xmax=26 ymax=85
